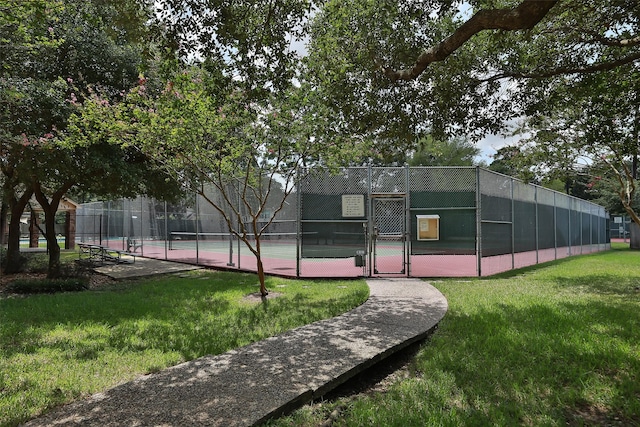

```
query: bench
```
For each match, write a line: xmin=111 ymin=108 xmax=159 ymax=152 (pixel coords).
xmin=127 ymin=238 xmax=142 ymax=253
xmin=78 ymin=243 xmax=136 ymax=265
xmin=104 ymin=247 xmax=137 ymax=264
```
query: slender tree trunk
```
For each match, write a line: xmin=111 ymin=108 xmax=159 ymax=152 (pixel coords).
xmin=256 ymin=254 xmax=268 ymax=297
xmin=254 ymin=234 xmax=268 ymax=296
xmin=4 ymin=190 xmax=33 ymax=274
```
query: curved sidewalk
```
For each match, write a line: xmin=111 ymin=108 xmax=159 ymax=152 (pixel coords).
xmin=25 ymin=278 xmax=448 ymax=427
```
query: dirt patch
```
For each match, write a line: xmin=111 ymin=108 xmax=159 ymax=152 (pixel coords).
xmin=242 ymin=291 xmax=284 ymax=303
xmin=566 ymin=400 xmax=634 ymax=427
xmin=0 ymin=272 xmax=47 ymax=290
xmin=85 ymin=272 xmax=117 ymax=290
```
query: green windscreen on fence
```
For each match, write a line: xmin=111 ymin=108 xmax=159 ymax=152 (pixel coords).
xmin=514 ymin=200 xmax=537 ymax=253
xmin=410 ymin=208 xmax=476 ymax=255
xmin=409 ymin=191 xmax=476 ymax=255
xmin=301 ymin=221 xmax=366 ymax=258
xmin=300 ymin=192 xmax=367 ymax=258
xmin=76 ymin=167 xmax=610 ymax=278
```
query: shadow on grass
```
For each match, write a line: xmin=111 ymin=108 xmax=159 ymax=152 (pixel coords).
xmin=553 ymin=274 xmax=640 ymax=296
xmin=417 ymin=298 xmax=640 ymax=425
xmin=0 ymin=275 xmax=223 ymax=359
xmin=0 ymin=272 xmax=362 ymax=362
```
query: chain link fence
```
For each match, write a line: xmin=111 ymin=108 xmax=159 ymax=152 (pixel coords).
xmin=76 ymin=166 xmax=610 ymax=278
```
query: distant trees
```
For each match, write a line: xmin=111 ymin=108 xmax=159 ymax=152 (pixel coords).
xmin=506 ymin=65 xmax=640 ymax=224
xmin=408 ymin=135 xmax=480 ymax=166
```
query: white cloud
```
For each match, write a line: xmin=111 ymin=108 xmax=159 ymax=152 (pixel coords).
xmin=474 ymin=132 xmax=520 ymax=165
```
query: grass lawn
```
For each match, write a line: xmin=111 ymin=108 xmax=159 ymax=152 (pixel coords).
xmin=272 ymin=243 xmax=640 ymax=426
xmin=0 ymin=261 xmax=369 ymax=427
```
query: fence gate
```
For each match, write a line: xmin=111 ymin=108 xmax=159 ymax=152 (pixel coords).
xmin=372 ymin=196 xmax=406 ymax=274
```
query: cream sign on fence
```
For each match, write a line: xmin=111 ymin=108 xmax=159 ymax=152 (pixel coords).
xmin=341 ymin=194 xmax=365 ymax=217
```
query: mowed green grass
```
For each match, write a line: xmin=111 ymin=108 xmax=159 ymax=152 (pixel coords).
xmin=0 ymin=269 xmax=369 ymax=426
xmin=272 ymin=244 xmax=640 ymax=426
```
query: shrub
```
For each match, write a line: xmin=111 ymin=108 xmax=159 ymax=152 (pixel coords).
xmin=6 ymin=278 xmax=88 ymax=294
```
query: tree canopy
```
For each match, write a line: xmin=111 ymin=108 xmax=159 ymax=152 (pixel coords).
xmin=304 ymin=0 xmax=640 ymax=226
xmin=306 ymin=0 xmax=640 ymax=141
xmin=0 ymin=0 xmax=176 ymax=276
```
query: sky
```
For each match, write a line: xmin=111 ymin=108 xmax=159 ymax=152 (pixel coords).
xmin=475 ymin=133 xmax=519 ymax=165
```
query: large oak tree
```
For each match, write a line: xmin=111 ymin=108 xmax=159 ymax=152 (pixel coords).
xmin=306 ymin=0 xmax=640 ymax=225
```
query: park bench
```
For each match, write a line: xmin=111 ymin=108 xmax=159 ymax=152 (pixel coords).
xmin=126 ymin=237 xmax=143 ymax=253
xmin=78 ymin=243 xmax=137 ymax=265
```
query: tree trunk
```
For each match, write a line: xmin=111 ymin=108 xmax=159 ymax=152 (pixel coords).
xmin=33 ymin=186 xmax=64 ymax=279
xmin=42 ymin=204 xmax=62 ymax=278
xmin=256 ymin=253 xmax=268 ymax=297
xmin=5 ymin=205 xmax=25 ymax=273
xmin=4 ymin=191 xmax=33 ymax=274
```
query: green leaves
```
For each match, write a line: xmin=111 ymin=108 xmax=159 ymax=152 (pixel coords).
xmin=0 ymin=0 xmax=64 ymax=76
xmin=154 ymin=0 xmax=312 ymax=98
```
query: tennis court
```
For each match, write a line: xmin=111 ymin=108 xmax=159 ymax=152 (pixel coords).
xmin=78 ymin=166 xmax=611 ymax=278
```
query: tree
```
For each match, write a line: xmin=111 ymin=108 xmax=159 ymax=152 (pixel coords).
xmin=154 ymin=0 xmax=312 ymax=95
xmin=378 ymin=0 xmax=558 ymax=82
xmin=32 ymin=117 xmax=183 ymax=278
xmin=101 ymin=67 xmax=354 ymax=297
xmin=146 ymin=0 xmax=366 ymax=295
xmin=307 ymin=0 xmax=640 ymax=224
xmin=0 ymin=0 xmax=167 ymax=276
xmin=0 ymin=0 xmax=65 ymax=272
xmin=509 ymin=64 xmax=640 ymax=225
xmin=307 ymin=0 xmax=639 ymax=141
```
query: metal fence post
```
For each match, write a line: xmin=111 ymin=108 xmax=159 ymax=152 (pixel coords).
xmin=140 ymin=196 xmax=144 ymax=256
xmin=296 ymin=167 xmax=301 ymax=278
xmin=164 ymin=201 xmax=168 ymax=260
xmin=511 ymin=177 xmax=515 ymax=270
xmin=535 ymin=186 xmax=539 ymax=265
xmin=568 ymin=199 xmax=572 ymax=256
xmin=476 ymin=167 xmax=482 ymax=277
xmin=367 ymin=164 xmax=373 ymax=277
xmin=405 ymin=164 xmax=411 ymax=276
xmin=195 ymin=190 xmax=200 ymax=265
xmin=554 ymin=192 xmax=558 ymax=260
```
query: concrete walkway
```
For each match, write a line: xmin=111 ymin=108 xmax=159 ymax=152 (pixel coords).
xmin=24 ymin=278 xmax=448 ymax=427
xmin=94 ymin=257 xmax=202 ymax=280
